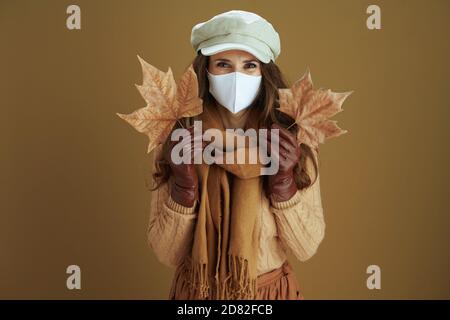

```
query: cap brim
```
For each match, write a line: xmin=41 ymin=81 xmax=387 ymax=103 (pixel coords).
xmin=200 ymin=43 xmax=270 ymax=63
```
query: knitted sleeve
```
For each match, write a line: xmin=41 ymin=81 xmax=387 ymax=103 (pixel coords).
xmin=269 ymin=150 xmax=326 ymax=262
xmin=146 ymin=146 xmax=198 ymax=268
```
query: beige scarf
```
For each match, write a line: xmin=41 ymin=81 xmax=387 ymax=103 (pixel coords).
xmin=180 ymin=101 xmax=265 ymax=299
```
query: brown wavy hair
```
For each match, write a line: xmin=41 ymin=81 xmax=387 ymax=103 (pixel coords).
xmin=150 ymin=52 xmax=318 ymax=191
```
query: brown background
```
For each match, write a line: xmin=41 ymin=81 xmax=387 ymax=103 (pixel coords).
xmin=1 ymin=0 xmax=449 ymax=299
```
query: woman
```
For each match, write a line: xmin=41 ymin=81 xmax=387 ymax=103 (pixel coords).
xmin=147 ymin=10 xmax=325 ymax=300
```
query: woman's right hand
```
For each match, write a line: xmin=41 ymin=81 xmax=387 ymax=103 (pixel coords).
xmin=165 ymin=126 xmax=204 ymax=207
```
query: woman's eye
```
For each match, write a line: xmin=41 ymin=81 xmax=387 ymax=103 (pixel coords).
xmin=217 ymin=62 xmax=229 ymax=68
xmin=245 ymin=63 xmax=257 ymax=69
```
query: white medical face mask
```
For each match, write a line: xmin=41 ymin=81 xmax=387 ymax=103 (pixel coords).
xmin=207 ymin=69 xmax=262 ymax=114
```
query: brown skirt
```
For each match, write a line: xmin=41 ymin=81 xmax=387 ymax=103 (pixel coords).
xmin=169 ymin=260 xmax=304 ymax=300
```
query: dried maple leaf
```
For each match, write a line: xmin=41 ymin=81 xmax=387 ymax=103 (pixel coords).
xmin=278 ymin=69 xmax=353 ymax=149
xmin=116 ymin=55 xmax=203 ymax=153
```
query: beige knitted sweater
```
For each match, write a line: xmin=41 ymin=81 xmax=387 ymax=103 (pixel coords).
xmin=146 ymin=144 xmax=326 ymax=275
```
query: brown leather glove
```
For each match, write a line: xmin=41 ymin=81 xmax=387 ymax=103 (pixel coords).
xmin=165 ymin=126 xmax=205 ymax=207
xmin=266 ymin=123 xmax=301 ymax=202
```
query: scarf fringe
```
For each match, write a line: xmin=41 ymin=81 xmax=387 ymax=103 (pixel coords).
xmin=189 ymin=261 xmax=209 ymax=299
xmin=223 ymin=255 xmax=257 ymax=300
xmin=183 ymin=255 xmax=256 ymax=300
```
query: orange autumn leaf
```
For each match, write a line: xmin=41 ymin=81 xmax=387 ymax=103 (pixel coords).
xmin=116 ymin=55 xmax=203 ymax=153
xmin=278 ymin=69 xmax=353 ymax=149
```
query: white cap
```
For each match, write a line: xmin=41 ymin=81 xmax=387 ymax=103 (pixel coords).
xmin=191 ymin=10 xmax=281 ymax=63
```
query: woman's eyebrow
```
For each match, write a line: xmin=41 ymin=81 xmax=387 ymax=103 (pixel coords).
xmin=213 ymin=58 xmax=259 ymax=63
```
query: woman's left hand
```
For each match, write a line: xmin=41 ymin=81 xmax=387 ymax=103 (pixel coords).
xmin=266 ymin=123 xmax=301 ymax=202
